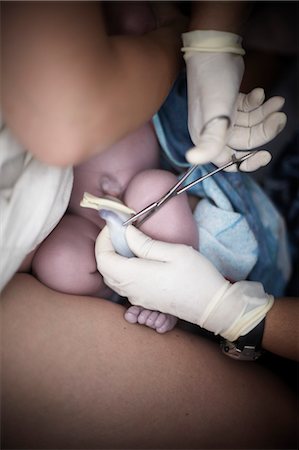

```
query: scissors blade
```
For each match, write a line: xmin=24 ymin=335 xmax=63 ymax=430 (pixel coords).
xmin=123 ymin=164 xmax=198 ymax=226
xmin=123 ymin=151 xmax=258 ymax=226
xmin=123 ymin=200 xmax=159 ymax=225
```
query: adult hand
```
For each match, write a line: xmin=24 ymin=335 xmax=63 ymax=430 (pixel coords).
xmin=96 ymin=225 xmax=274 ymax=341
xmin=182 ymin=30 xmax=244 ymax=164
xmin=187 ymin=87 xmax=287 ymax=171
xmin=212 ymin=88 xmax=287 ymax=172
xmin=182 ymin=30 xmax=286 ymax=171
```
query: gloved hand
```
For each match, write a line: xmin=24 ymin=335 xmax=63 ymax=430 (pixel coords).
xmin=182 ymin=30 xmax=244 ymax=164
xmin=96 ymin=225 xmax=274 ymax=341
xmin=182 ymin=30 xmax=286 ymax=171
xmin=215 ymin=88 xmax=287 ymax=172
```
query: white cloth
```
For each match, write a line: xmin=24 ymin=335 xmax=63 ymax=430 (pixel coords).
xmin=0 ymin=118 xmax=73 ymax=291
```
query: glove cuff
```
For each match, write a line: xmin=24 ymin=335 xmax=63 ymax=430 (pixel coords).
xmin=200 ymin=280 xmax=274 ymax=342
xmin=220 ymin=281 xmax=275 ymax=342
xmin=181 ymin=30 xmax=245 ymax=58
xmin=223 ymin=293 xmax=274 ymax=342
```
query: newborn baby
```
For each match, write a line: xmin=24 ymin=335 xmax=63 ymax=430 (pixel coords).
xmin=32 ymin=122 xmax=199 ymax=333
xmin=31 ymin=1 xmax=200 ymax=333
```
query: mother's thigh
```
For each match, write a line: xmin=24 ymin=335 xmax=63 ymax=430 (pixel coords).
xmin=1 ymin=274 xmax=297 ymax=449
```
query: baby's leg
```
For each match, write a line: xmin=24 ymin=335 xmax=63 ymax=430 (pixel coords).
xmin=123 ymin=169 xmax=199 ymax=333
xmin=32 ymin=214 xmax=112 ymax=298
xmin=124 ymin=169 xmax=199 ymax=249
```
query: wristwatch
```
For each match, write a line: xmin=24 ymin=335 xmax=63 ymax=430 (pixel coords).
xmin=220 ymin=319 xmax=265 ymax=361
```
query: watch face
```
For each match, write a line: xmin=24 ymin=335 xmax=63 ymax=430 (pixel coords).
xmin=220 ymin=340 xmax=262 ymax=361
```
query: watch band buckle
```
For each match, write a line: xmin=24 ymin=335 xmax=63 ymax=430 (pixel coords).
xmin=220 ymin=340 xmax=262 ymax=361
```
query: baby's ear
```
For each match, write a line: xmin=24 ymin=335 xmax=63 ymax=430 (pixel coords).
xmin=100 ymin=175 xmax=123 ymax=198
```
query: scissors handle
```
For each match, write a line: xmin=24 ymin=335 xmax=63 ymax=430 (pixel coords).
xmin=176 ymin=152 xmax=256 ymax=194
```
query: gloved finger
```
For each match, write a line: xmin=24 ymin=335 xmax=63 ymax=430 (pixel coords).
xmin=125 ymin=225 xmax=184 ymax=262
xmin=238 ymin=150 xmax=272 ymax=172
xmin=95 ymin=226 xmax=130 ymax=277
xmin=229 ymin=112 xmax=287 ymax=150
xmin=236 ymin=88 xmax=265 ymax=113
xmin=211 ymin=146 xmax=235 ymax=170
xmin=212 ymin=147 xmax=272 ymax=172
xmin=95 ymin=226 xmax=114 ymax=254
xmin=186 ymin=119 xmax=228 ymax=165
xmin=235 ymin=96 xmax=285 ymax=127
xmin=220 ymin=149 xmax=272 ymax=172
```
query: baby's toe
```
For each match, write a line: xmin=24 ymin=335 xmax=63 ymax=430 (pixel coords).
xmin=124 ymin=305 xmax=144 ymax=323
xmin=154 ymin=313 xmax=168 ymax=330
xmin=137 ymin=309 xmax=153 ymax=325
xmin=156 ymin=315 xmax=178 ymax=334
xmin=145 ymin=311 xmax=160 ymax=329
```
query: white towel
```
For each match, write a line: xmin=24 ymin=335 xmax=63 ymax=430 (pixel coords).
xmin=0 ymin=119 xmax=73 ymax=291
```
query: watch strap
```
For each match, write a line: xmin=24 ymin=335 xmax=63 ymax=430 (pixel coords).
xmin=221 ymin=319 xmax=265 ymax=361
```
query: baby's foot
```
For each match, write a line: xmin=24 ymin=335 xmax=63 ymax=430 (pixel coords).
xmin=124 ymin=305 xmax=178 ymax=334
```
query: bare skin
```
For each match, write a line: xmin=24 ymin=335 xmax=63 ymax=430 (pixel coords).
xmin=1 ymin=2 xmax=185 ymax=166
xmin=1 ymin=274 xmax=297 ymax=449
xmin=263 ymin=298 xmax=299 ymax=361
xmin=1 ymin=3 xmax=297 ymax=448
xmin=189 ymin=1 xmax=250 ymax=33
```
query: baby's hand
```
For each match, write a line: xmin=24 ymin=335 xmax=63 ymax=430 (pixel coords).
xmin=125 ymin=305 xmax=178 ymax=334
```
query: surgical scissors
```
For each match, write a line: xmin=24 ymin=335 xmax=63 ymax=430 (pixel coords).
xmin=123 ymin=151 xmax=258 ymax=227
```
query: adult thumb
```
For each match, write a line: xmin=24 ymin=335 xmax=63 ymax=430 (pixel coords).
xmin=125 ymin=225 xmax=180 ymax=262
xmin=186 ymin=119 xmax=229 ymax=165
xmin=95 ymin=226 xmax=127 ymax=275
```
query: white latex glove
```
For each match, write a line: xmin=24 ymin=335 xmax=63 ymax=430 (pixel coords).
xmin=96 ymin=226 xmax=274 ymax=341
xmin=182 ymin=30 xmax=244 ymax=164
xmin=182 ymin=30 xmax=287 ymax=171
xmin=188 ymin=88 xmax=287 ymax=172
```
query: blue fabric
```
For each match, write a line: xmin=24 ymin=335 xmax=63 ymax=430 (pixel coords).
xmin=193 ymin=196 xmax=258 ymax=282
xmin=152 ymin=71 xmax=291 ymax=296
